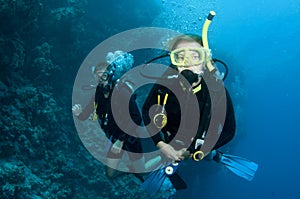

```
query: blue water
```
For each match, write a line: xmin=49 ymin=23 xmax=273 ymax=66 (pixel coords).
xmin=149 ymin=0 xmax=300 ymax=198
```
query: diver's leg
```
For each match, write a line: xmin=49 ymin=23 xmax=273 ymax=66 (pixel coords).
xmin=130 ymin=155 xmax=162 ymax=172
xmin=126 ymin=139 xmax=162 ymax=179
xmin=105 ymin=157 xmax=129 ymax=179
xmin=145 ymin=155 xmax=162 ymax=170
xmin=105 ymin=145 xmax=129 ymax=179
xmin=124 ymin=138 xmax=147 ymax=182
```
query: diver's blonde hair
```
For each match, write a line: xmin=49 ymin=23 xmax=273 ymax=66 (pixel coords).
xmin=168 ymin=34 xmax=203 ymax=51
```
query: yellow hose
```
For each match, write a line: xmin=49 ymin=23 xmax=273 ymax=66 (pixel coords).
xmin=163 ymin=93 xmax=169 ymax=105
xmin=202 ymin=11 xmax=216 ymax=72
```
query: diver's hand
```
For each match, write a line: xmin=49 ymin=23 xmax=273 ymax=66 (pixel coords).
xmin=111 ymin=140 xmax=124 ymax=154
xmin=72 ymin=104 xmax=82 ymax=116
xmin=178 ymin=148 xmax=192 ymax=160
xmin=157 ymin=141 xmax=182 ymax=161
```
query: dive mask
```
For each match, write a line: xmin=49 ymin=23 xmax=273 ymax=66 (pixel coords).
xmin=94 ymin=71 xmax=112 ymax=82
xmin=170 ymin=47 xmax=208 ymax=67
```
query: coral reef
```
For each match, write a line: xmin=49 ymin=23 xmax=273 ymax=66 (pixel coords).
xmin=0 ymin=0 xmax=168 ymax=198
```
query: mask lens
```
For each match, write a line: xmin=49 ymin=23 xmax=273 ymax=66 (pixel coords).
xmin=171 ymin=48 xmax=205 ymax=67
xmin=173 ymin=49 xmax=185 ymax=65
xmin=101 ymin=72 xmax=110 ymax=81
xmin=189 ymin=50 xmax=201 ymax=62
xmin=96 ymin=71 xmax=109 ymax=81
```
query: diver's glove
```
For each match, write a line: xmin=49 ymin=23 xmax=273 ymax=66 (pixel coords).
xmin=72 ymin=104 xmax=82 ymax=116
xmin=110 ymin=139 xmax=124 ymax=154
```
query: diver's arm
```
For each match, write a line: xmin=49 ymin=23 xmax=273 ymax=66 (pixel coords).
xmin=77 ymin=95 xmax=95 ymax=121
xmin=156 ymin=141 xmax=182 ymax=161
xmin=72 ymin=95 xmax=95 ymax=121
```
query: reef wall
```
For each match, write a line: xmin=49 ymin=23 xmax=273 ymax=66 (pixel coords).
xmin=0 ymin=0 xmax=167 ymax=198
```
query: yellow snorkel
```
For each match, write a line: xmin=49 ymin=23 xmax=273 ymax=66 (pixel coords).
xmin=202 ymin=11 xmax=216 ymax=72
xmin=191 ymin=11 xmax=218 ymax=162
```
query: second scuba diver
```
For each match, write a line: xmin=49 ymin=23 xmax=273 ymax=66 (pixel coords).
xmin=73 ymin=51 xmax=160 ymax=179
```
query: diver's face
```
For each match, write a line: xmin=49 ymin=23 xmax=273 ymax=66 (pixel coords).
xmin=174 ymin=41 xmax=205 ymax=75
xmin=94 ymin=69 xmax=109 ymax=86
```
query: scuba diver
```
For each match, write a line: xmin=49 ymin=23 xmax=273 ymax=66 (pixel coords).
xmin=140 ymin=11 xmax=258 ymax=195
xmin=73 ymin=51 xmax=160 ymax=179
xmin=94 ymin=53 xmax=142 ymax=178
xmin=142 ymin=33 xmax=236 ymax=161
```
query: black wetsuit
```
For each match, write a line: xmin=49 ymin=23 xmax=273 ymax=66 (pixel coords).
xmin=142 ymin=69 xmax=236 ymax=155
xmin=95 ymin=80 xmax=143 ymax=160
